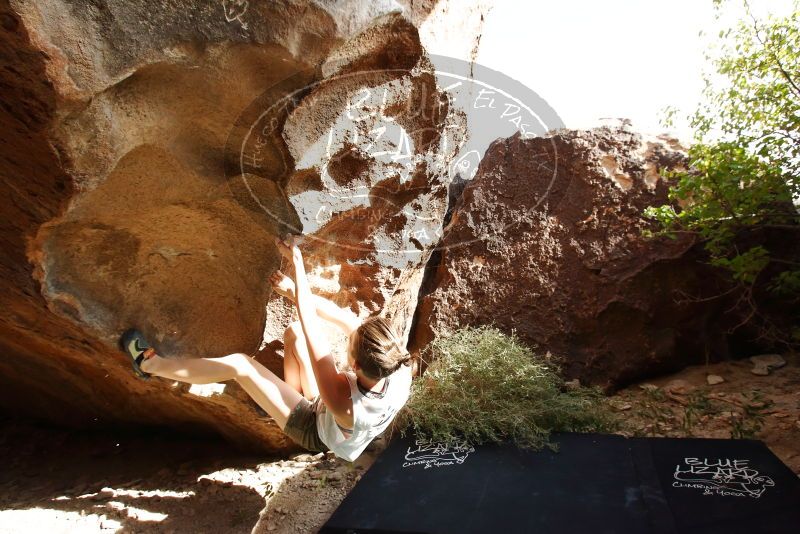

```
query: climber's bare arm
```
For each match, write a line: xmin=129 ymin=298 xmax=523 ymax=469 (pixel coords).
xmin=274 ymin=238 xmax=354 ymax=428
xmin=269 ymin=271 xmax=361 ymax=336
xmin=312 ymin=296 xmax=361 ymax=336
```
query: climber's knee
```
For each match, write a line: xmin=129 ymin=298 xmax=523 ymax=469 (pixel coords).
xmin=283 ymin=321 xmax=303 ymax=344
xmin=224 ymin=352 xmax=253 ymax=378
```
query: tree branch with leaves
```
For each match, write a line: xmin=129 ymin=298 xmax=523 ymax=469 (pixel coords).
xmin=649 ymin=0 xmax=800 ymax=345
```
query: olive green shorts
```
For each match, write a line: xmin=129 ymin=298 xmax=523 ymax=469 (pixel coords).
xmin=283 ymin=396 xmax=330 ymax=453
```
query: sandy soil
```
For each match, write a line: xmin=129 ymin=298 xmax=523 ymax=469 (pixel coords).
xmin=612 ymin=352 xmax=800 ymax=473
xmin=1 ymin=354 xmax=797 ymax=533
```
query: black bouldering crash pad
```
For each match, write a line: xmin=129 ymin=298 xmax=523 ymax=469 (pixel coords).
xmin=321 ymin=433 xmax=800 ymax=534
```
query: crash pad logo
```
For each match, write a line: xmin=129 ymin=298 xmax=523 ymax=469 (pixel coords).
xmin=672 ymin=457 xmax=775 ymax=498
xmin=402 ymin=439 xmax=475 ymax=469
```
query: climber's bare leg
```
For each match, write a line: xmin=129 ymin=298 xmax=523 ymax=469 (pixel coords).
xmin=140 ymin=352 xmax=302 ymax=429
xmin=282 ymin=342 xmax=303 ymax=395
xmin=283 ymin=321 xmax=320 ymax=400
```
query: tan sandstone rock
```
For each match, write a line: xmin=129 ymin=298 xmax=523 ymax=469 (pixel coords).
xmin=0 ymin=0 xmax=488 ymax=451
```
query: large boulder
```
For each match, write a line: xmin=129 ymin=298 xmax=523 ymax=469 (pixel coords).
xmin=411 ymin=126 xmax=732 ymax=389
xmin=0 ymin=0 xmax=488 ymax=451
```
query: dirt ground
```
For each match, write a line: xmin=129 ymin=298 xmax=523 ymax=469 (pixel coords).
xmin=612 ymin=352 xmax=800 ymax=474
xmin=0 ymin=421 xmax=383 ymax=534
xmin=1 ymin=354 xmax=798 ymax=533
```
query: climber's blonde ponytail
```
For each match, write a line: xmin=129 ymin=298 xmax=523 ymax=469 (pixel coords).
xmin=350 ymin=315 xmax=411 ymax=379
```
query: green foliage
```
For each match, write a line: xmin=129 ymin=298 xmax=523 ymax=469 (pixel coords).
xmin=638 ymin=387 xmax=673 ymax=437
xmin=729 ymin=391 xmax=773 ymax=439
xmin=681 ymin=389 xmax=716 ymax=436
xmin=649 ymin=0 xmax=800 ymax=342
xmin=394 ymin=326 xmax=617 ymax=450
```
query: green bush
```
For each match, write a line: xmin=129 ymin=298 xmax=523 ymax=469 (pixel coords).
xmin=650 ymin=1 xmax=800 ymax=345
xmin=394 ymin=326 xmax=617 ymax=450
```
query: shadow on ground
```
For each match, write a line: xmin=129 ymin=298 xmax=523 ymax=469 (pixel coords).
xmin=0 ymin=418 xmax=279 ymax=533
xmin=0 ymin=417 xmax=377 ymax=533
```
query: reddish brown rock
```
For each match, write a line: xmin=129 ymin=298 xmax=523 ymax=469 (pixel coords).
xmin=0 ymin=0 xmax=488 ymax=451
xmin=411 ymin=126 xmax=730 ymax=389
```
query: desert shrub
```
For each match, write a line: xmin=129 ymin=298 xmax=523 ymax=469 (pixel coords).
xmin=394 ymin=326 xmax=617 ymax=450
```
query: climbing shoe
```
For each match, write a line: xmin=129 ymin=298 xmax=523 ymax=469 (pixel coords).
xmin=119 ymin=328 xmax=154 ymax=380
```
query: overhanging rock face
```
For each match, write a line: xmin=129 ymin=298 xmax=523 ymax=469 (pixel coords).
xmin=0 ymin=0 xmax=488 ymax=451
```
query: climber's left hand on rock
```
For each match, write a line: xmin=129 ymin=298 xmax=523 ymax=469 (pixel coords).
xmin=274 ymin=235 xmax=303 ymax=263
xmin=269 ymin=270 xmax=296 ymax=302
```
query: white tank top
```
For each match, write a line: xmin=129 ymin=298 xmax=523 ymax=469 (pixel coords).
xmin=316 ymin=364 xmax=412 ymax=461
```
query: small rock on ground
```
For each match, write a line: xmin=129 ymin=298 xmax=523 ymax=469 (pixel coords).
xmin=750 ymin=354 xmax=786 ymax=376
xmin=665 ymin=379 xmax=692 ymax=394
xmin=707 ymin=374 xmax=725 ymax=385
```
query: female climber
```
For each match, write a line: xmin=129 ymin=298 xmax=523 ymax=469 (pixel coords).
xmin=119 ymin=236 xmax=414 ymax=462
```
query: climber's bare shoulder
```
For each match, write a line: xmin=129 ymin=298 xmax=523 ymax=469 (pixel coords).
xmin=322 ymin=370 xmax=355 ymax=430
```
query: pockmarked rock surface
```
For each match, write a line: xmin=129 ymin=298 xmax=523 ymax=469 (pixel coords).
xmin=0 ymin=0 xmax=489 ymax=451
xmin=411 ymin=126 xmax=735 ymax=389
